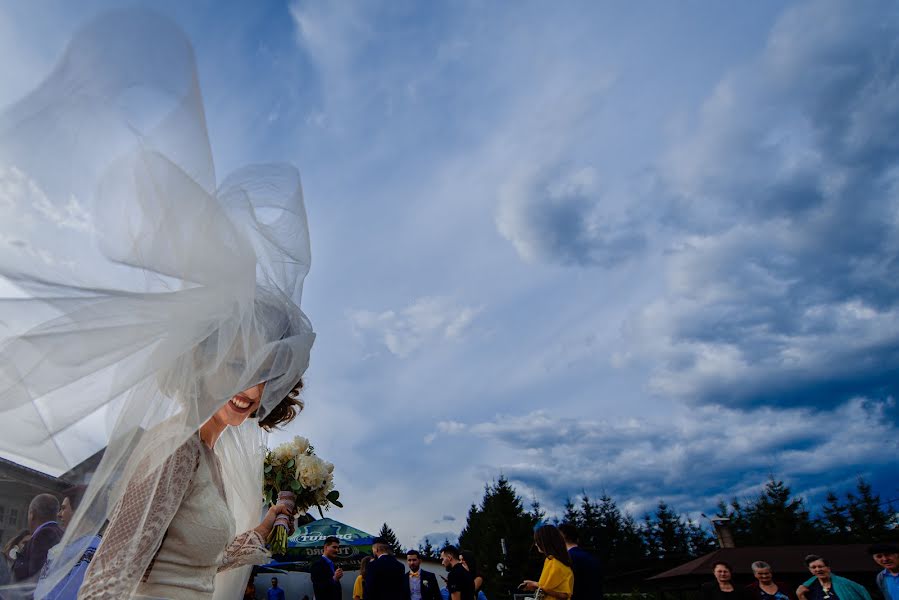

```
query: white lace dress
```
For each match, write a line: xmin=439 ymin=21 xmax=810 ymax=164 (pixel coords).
xmin=79 ymin=436 xmax=269 ymax=599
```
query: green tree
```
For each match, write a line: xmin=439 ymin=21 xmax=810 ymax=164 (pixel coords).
xmin=718 ymin=479 xmax=820 ymax=545
xmin=377 ymin=522 xmax=404 ymax=555
xmin=459 ymin=476 xmax=541 ymax=600
xmin=641 ymin=501 xmax=696 ymax=564
xmin=845 ymin=478 xmax=897 ymax=541
xmin=562 ymin=497 xmax=580 ymax=527
xmin=530 ymin=497 xmax=547 ymax=524
xmin=564 ymin=492 xmax=647 ymax=576
xmin=418 ymin=537 xmax=438 ymax=560
xmin=821 ymin=492 xmax=850 ymax=541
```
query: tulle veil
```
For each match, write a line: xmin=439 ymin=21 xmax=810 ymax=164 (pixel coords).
xmin=0 ymin=9 xmax=314 ymax=599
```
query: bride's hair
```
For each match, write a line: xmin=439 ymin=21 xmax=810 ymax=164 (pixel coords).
xmin=257 ymin=378 xmax=304 ymax=431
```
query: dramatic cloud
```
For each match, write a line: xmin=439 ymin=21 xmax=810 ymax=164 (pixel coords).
xmin=497 ymin=166 xmax=646 ymax=267
xmin=428 ymin=396 xmax=899 ymax=515
xmin=622 ymin=0 xmax=899 ymax=409
xmin=349 ymin=296 xmax=481 ymax=358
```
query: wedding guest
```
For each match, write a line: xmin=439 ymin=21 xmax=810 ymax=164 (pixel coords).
xmin=460 ymin=551 xmax=485 ymax=597
xmin=559 ymin=523 xmax=603 ymax=600
xmin=407 ymin=549 xmax=441 ymax=600
xmin=267 ymin=576 xmax=285 ymax=600
xmin=796 ymin=555 xmax=871 ymax=600
xmin=12 ymin=493 xmax=63 ymax=582
xmin=869 ymin=543 xmax=899 ymax=600
xmin=34 ymin=484 xmax=103 ymax=600
xmin=745 ymin=561 xmax=793 ymax=600
xmin=355 ymin=555 xmax=373 ymax=599
xmin=365 ymin=537 xmax=410 ymax=600
xmin=3 ymin=530 xmax=30 ymax=565
xmin=701 ymin=562 xmax=739 ymax=600
xmin=520 ymin=525 xmax=574 ymax=600
xmin=441 ymin=545 xmax=475 ymax=600
xmin=311 ymin=536 xmax=344 ymax=600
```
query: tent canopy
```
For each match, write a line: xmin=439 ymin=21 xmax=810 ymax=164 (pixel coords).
xmin=262 ymin=517 xmax=377 ymax=572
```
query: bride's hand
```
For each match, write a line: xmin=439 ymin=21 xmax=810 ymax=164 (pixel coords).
xmin=254 ymin=503 xmax=295 ymax=539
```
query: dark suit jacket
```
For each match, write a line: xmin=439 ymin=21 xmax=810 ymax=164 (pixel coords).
xmin=12 ymin=522 xmax=63 ymax=582
xmin=366 ymin=554 xmax=411 ymax=600
xmin=408 ymin=569 xmax=442 ymax=600
xmin=310 ymin=556 xmax=342 ymax=600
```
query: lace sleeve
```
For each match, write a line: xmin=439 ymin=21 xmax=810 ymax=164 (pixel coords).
xmin=218 ymin=529 xmax=270 ymax=572
xmin=78 ymin=439 xmax=201 ymax=599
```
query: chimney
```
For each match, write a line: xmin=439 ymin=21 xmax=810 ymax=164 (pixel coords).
xmin=710 ymin=517 xmax=736 ymax=549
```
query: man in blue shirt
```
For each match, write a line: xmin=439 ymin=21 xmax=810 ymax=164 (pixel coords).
xmin=267 ymin=577 xmax=286 ymax=600
xmin=559 ymin=523 xmax=603 ymax=600
xmin=870 ymin=544 xmax=899 ymax=600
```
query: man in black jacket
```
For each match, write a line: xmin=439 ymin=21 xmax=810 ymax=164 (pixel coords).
xmin=407 ymin=549 xmax=441 ymax=600
xmin=310 ymin=536 xmax=344 ymax=600
xmin=12 ymin=494 xmax=63 ymax=583
xmin=366 ymin=537 xmax=411 ymax=600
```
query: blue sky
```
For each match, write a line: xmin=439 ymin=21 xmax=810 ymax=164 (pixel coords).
xmin=2 ymin=0 xmax=898 ymax=549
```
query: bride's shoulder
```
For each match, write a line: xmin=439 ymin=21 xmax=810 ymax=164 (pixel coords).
xmin=129 ymin=418 xmax=203 ymax=472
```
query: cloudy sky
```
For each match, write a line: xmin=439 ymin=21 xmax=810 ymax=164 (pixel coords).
xmin=2 ymin=0 xmax=898 ymax=549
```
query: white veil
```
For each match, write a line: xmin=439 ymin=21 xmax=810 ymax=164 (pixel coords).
xmin=0 ymin=9 xmax=314 ymax=599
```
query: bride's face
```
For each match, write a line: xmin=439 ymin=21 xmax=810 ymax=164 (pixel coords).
xmin=212 ymin=382 xmax=265 ymax=427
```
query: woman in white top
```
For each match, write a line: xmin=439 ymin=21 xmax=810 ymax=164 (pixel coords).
xmin=0 ymin=8 xmax=316 ymax=600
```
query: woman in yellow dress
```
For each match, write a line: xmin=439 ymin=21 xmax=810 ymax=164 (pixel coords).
xmin=521 ymin=525 xmax=574 ymax=599
xmin=354 ymin=556 xmax=373 ymax=600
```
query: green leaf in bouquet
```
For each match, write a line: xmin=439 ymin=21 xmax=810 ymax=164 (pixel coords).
xmin=285 ymin=459 xmax=294 ymax=469
xmin=290 ymin=479 xmax=301 ymax=491
xmin=326 ymin=490 xmax=340 ymax=502
xmin=330 ymin=499 xmax=343 ymax=508
xmin=264 ymin=464 xmax=272 ymax=474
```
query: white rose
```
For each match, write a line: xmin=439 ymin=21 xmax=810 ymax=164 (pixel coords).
xmin=292 ymin=436 xmax=310 ymax=455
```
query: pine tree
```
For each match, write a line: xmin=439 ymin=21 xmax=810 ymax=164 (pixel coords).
xmin=530 ymin=497 xmax=547 ymax=524
xmin=418 ymin=537 xmax=437 ymax=560
xmin=718 ymin=479 xmax=820 ymax=545
xmin=458 ymin=476 xmax=541 ymax=600
xmin=562 ymin=497 xmax=580 ymax=527
xmin=845 ymin=478 xmax=897 ymax=541
xmin=377 ymin=522 xmax=404 ymax=556
xmin=642 ymin=501 xmax=694 ymax=564
xmin=821 ymin=492 xmax=850 ymax=541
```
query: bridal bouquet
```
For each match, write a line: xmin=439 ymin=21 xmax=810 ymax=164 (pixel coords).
xmin=263 ymin=436 xmax=342 ymax=555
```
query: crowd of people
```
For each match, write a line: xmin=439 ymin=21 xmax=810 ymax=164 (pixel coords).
xmin=701 ymin=544 xmax=899 ymax=600
xmin=297 ymin=522 xmax=602 ymax=600
xmin=4 ymin=482 xmax=896 ymax=600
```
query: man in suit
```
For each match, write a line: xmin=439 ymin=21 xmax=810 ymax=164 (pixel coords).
xmin=365 ymin=537 xmax=411 ymax=600
xmin=407 ymin=549 xmax=441 ymax=600
xmin=310 ymin=535 xmax=344 ymax=600
xmin=12 ymin=494 xmax=63 ymax=583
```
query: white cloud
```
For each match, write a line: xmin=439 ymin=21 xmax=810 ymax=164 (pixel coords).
xmin=348 ymin=296 xmax=482 ymax=358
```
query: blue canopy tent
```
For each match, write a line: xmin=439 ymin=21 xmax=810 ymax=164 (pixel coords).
xmin=259 ymin=517 xmax=376 ymax=573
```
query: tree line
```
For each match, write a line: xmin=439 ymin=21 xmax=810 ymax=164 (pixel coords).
xmin=378 ymin=475 xmax=896 ymax=600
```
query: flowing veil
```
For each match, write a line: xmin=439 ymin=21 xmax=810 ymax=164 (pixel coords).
xmin=0 ymin=9 xmax=314 ymax=599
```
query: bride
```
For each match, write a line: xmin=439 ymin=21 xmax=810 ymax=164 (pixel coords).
xmin=0 ymin=9 xmax=316 ymax=600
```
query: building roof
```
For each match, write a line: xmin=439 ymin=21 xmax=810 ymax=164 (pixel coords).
xmin=649 ymin=545 xmax=880 ymax=580
xmin=0 ymin=454 xmax=66 ymax=487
